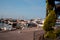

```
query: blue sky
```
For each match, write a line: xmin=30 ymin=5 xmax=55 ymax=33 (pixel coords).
xmin=0 ymin=0 xmax=46 ymax=19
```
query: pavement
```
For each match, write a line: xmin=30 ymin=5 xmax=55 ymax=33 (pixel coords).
xmin=0 ymin=27 xmax=44 ymax=40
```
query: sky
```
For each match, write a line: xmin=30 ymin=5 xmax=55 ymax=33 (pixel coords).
xmin=0 ymin=0 xmax=46 ymax=19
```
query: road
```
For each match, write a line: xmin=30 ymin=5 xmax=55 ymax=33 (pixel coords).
xmin=0 ymin=27 xmax=44 ymax=40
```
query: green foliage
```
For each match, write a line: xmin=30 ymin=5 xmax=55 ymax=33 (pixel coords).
xmin=55 ymin=29 xmax=60 ymax=37
xmin=43 ymin=10 xmax=57 ymax=31
xmin=44 ymin=31 xmax=56 ymax=39
xmin=43 ymin=10 xmax=57 ymax=39
xmin=44 ymin=0 xmax=57 ymax=39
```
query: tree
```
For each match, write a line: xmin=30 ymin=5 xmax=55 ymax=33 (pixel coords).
xmin=43 ymin=0 xmax=57 ymax=40
xmin=43 ymin=10 xmax=57 ymax=40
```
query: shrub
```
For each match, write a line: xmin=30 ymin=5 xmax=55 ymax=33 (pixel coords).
xmin=43 ymin=10 xmax=57 ymax=39
xmin=55 ymin=29 xmax=60 ymax=37
xmin=44 ymin=31 xmax=56 ymax=39
xmin=43 ymin=10 xmax=57 ymax=31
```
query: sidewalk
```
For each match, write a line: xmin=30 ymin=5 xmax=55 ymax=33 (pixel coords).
xmin=0 ymin=27 xmax=44 ymax=40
